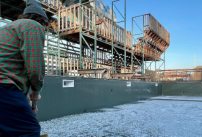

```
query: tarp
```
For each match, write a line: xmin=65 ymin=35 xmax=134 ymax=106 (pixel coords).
xmin=90 ymin=0 xmax=117 ymax=21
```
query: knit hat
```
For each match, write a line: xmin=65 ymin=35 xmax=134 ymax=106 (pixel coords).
xmin=23 ymin=0 xmax=48 ymax=20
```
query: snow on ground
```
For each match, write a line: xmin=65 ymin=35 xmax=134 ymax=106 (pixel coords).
xmin=40 ymin=98 xmax=202 ymax=137
xmin=150 ymin=96 xmax=202 ymax=102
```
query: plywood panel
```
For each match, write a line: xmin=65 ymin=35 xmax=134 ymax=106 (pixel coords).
xmin=148 ymin=14 xmax=170 ymax=44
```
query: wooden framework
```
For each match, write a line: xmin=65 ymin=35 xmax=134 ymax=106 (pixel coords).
xmin=133 ymin=37 xmax=162 ymax=61
xmin=131 ymin=75 xmax=150 ymax=79
xmin=45 ymin=55 xmax=113 ymax=78
xmin=111 ymin=73 xmax=150 ymax=79
xmin=144 ymin=14 xmax=170 ymax=45
xmin=57 ymin=2 xmax=137 ymax=74
xmin=133 ymin=14 xmax=170 ymax=61
xmin=0 ymin=0 xmax=171 ymax=80
xmin=111 ymin=73 xmax=134 ymax=77
xmin=59 ymin=4 xmax=132 ymax=50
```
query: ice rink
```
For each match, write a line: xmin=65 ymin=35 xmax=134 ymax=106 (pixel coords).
xmin=40 ymin=96 xmax=202 ymax=137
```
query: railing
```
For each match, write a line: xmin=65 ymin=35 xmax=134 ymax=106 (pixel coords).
xmin=45 ymin=55 xmax=111 ymax=78
xmin=133 ymin=40 xmax=162 ymax=60
xmin=157 ymin=69 xmax=202 ymax=82
xmin=59 ymin=4 xmax=132 ymax=49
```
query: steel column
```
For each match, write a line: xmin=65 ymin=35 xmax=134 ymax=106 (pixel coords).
xmin=115 ymin=60 xmax=116 ymax=73
xmin=79 ymin=0 xmax=82 ymax=69
xmin=47 ymin=31 xmax=49 ymax=75
xmin=131 ymin=16 xmax=133 ymax=73
xmin=57 ymin=8 xmax=61 ymax=76
xmin=155 ymin=46 xmax=157 ymax=81
xmin=111 ymin=1 xmax=114 ymax=74
xmin=94 ymin=0 xmax=97 ymax=71
xmin=146 ymin=61 xmax=153 ymax=70
xmin=145 ymin=61 xmax=146 ymax=75
xmin=124 ymin=0 xmax=126 ymax=73
xmin=163 ymin=52 xmax=165 ymax=80
xmin=131 ymin=53 xmax=133 ymax=72
xmin=142 ymin=16 xmax=144 ymax=76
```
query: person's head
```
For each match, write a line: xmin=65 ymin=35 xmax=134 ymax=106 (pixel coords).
xmin=18 ymin=0 xmax=49 ymax=27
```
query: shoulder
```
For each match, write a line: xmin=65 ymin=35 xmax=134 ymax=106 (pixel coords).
xmin=17 ymin=19 xmax=43 ymax=28
xmin=13 ymin=19 xmax=45 ymax=32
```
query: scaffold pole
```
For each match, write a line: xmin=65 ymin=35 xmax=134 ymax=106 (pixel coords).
xmin=124 ymin=0 xmax=126 ymax=73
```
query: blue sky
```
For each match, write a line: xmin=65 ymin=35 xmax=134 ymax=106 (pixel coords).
xmin=102 ymin=0 xmax=202 ymax=69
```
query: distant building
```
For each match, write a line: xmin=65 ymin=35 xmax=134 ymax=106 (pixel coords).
xmin=193 ymin=66 xmax=202 ymax=81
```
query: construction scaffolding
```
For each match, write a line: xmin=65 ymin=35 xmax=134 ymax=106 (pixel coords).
xmin=0 ymin=0 xmax=170 ymax=81
xmin=132 ymin=14 xmax=170 ymax=81
xmin=59 ymin=0 xmax=133 ymax=75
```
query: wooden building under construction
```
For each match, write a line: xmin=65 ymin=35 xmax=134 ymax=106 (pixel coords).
xmin=0 ymin=0 xmax=170 ymax=80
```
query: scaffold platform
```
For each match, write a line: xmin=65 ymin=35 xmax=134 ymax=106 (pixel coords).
xmin=0 ymin=0 xmax=170 ymax=80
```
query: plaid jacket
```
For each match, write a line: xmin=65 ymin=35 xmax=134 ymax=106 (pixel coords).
xmin=0 ymin=19 xmax=45 ymax=94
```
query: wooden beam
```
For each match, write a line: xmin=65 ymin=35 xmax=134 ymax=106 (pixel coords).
xmin=111 ymin=73 xmax=134 ymax=77
xmin=131 ymin=75 xmax=150 ymax=79
xmin=78 ymin=69 xmax=106 ymax=74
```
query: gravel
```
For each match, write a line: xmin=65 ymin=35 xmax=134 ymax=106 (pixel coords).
xmin=40 ymin=99 xmax=202 ymax=137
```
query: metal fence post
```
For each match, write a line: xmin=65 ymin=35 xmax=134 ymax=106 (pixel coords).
xmin=79 ymin=0 xmax=82 ymax=69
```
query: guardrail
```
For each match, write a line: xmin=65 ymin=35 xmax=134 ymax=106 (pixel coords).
xmin=59 ymin=4 xmax=132 ymax=49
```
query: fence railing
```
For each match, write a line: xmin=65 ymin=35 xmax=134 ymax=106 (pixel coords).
xmin=59 ymin=4 xmax=132 ymax=49
xmin=45 ymin=55 xmax=112 ymax=78
xmin=157 ymin=69 xmax=202 ymax=82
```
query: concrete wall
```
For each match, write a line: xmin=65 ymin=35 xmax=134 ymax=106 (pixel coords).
xmin=162 ymin=82 xmax=202 ymax=96
xmin=36 ymin=76 xmax=162 ymax=121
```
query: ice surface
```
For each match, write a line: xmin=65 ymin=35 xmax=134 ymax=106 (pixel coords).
xmin=40 ymin=99 xmax=202 ymax=137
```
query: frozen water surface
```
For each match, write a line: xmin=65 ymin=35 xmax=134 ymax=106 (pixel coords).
xmin=40 ymin=98 xmax=202 ymax=137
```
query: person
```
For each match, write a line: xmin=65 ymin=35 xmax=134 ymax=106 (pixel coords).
xmin=0 ymin=0 xmax=48 ymax=136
